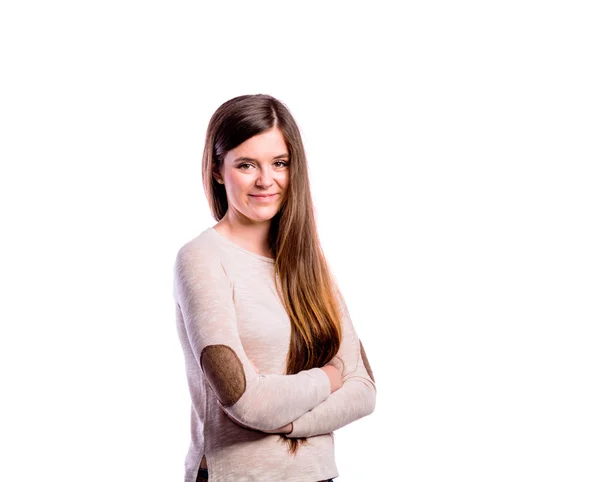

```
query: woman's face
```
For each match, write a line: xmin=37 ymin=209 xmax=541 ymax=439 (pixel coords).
xmin=216 ymin=127 xmax=290 ymax=224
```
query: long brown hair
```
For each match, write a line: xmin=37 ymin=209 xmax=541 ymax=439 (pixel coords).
xmin=201 ymin=94 xmax=343 ymax=453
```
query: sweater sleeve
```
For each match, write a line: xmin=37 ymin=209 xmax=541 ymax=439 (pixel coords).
xmin=286 ymin=286 xmax=377 ymax=438
xmin=173 ymin=243 xmax=331 ymax=432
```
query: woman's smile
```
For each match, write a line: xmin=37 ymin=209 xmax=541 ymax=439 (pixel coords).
xmin=249 ymin=193 xmax=278 ymax=201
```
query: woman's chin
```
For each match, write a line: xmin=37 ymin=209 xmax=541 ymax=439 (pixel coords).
xmin=248 ymin=208 xmax=279 ymax=222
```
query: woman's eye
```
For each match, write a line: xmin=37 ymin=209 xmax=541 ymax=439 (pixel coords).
xmin=238 ymin=161 xmax=288 ymax=170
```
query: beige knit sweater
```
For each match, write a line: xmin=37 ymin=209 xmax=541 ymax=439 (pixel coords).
xmin=172 ymin=227 xmax=376 ymax=482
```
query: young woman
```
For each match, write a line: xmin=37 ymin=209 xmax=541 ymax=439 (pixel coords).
xmin=172 ymin=94 xmax=377 ymax=482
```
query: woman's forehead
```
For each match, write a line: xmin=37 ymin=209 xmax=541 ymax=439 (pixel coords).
xmin=225 ymin=128 xmax=288 ymax=162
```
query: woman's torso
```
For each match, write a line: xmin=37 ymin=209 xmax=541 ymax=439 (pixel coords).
xmin=175 ymin=228 xmax=339 ymax=482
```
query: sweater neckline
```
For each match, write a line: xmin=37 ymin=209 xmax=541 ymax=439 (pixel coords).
xmin=208 ymin=227 xmax=275 ymax=264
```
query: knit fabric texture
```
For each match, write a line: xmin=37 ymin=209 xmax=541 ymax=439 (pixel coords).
xmin=172 ymin=227 xmax=377 ymax=482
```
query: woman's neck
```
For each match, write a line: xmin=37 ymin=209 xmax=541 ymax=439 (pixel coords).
xmin=213 ymin=217 xmax=273 ymax=258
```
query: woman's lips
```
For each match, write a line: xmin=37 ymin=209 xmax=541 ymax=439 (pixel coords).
xmin=249 ymin=194 xmax=277 ymax=201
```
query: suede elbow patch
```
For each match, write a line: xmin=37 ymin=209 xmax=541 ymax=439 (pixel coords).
xmin=200 ymin=344 xmax=247 ymax=407
xmin=359 ymin=340 xmax=375 ymax=382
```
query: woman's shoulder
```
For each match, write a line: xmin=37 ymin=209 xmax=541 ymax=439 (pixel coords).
xmin=177 ymin=227 xmax=217 ymax=250
xmin=174 ymin=227 xmax=223 ymax=268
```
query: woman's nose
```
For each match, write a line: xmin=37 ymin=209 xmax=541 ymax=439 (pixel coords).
xmin=256 ymin=170 xmax=274 ymax=186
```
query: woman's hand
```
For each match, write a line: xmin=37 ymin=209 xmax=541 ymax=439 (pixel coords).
xmin=320 ymin=364 xmax=342 ymax=393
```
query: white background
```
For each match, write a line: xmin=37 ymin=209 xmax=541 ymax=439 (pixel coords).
xmin=1 ymin=1 xmax=599 ymax=481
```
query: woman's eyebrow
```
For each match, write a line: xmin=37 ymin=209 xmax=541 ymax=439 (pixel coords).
xmin=233 ymin=153 xmax=289 ymax=162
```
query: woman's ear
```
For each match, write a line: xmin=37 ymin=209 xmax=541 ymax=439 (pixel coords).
xmin=212 ymin=171 xmax=224 ymax=184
